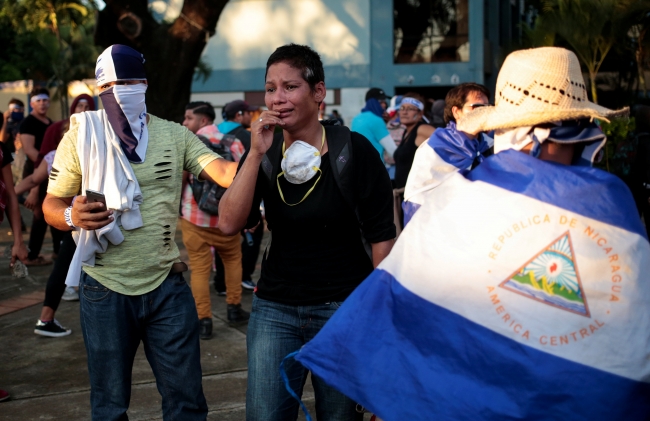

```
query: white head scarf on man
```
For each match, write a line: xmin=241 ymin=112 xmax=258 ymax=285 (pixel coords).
xmin=95 ymin=44 xmax=149 ymax=163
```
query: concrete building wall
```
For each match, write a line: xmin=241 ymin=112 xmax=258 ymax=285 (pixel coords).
xmin=202 ymin=0 xmax=370 ymax=71
xmin=192 ymin=0 xmax=372 ymax=94
xmin=191 ymin=0 xmax=497 ymax=104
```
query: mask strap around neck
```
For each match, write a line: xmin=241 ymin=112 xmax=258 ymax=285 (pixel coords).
xmin=282 ymin=126 xmax=326 ymax=155
xmin=277 ymin=169 xmax=322 ymax=206
xmin=277 ymin=126 xmax=326 ymax=206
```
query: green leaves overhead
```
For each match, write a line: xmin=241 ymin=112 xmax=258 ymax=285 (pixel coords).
xmin=524 ymin=0 xmax=650 ymax=103
xmin=0 ymin=0 xmax=99 ymax=117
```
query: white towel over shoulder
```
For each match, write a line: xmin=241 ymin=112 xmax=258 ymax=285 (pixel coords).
xmin=66 ymin=110 xmax=144 ymax=286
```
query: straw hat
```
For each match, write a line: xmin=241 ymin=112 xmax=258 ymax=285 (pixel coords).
xmin=457 ymin=47 xmax=628 ymax=134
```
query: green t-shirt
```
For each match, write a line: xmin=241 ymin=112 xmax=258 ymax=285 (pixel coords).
xmin=48 ymin=114 xmax=218 ymax=295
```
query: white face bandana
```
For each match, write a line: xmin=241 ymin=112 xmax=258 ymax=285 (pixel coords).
xmin=277 ymin=127 xmax=325 ymax=206
xmin=494 ymin=125 xmax=552 ymax=157
xmin=99 ymin=84 xmax=149 ymax=163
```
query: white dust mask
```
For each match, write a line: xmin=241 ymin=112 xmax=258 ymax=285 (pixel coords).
xmin=281 ymin=141 xmax=321 ymax=184
xmin=277 ymin=127 xmax=325 ymax=206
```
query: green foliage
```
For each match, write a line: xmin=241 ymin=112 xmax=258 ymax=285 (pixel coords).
xmin=1 ymin=0 xmax=92 ymax=34
xmin=0 ymin=12 xmax=52 ymax=81
xmin=520 ymin=15 xmax=555 ymax=48
xmin=522 ymin=0 xmax=650 ymax=103
xmin=597 ymin=117 xmax=637 ymax=176
xmin=0 ymin=0 xmax=99 ymax=117
xmin=193 ymin=57 xmax=213 ymax=83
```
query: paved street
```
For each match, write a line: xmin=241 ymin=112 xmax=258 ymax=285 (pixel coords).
xmin=0 ymin=208 xmax=334 ymax=420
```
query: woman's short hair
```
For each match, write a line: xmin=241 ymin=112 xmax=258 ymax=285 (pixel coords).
xmin=265 ymin=44 xmax=325 ymax=91
xmin=443 ymin=83 xmax=490 ymax=124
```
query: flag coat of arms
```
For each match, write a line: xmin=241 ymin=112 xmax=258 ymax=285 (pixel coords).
xmin=295 ymin=150 xmax=650 ymax=421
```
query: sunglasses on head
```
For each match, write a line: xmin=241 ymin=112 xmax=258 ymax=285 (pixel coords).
xmin=464 ymin=103 xmax=489 ymax=110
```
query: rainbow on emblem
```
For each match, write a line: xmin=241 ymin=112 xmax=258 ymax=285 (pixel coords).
xmin=500 ymin=231 xmax=590 ymax=317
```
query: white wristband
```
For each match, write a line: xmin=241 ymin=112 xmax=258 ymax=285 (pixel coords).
xmin=64 ymin=206 xmax=76 ymax=229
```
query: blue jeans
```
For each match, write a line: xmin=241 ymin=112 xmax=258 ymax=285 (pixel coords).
xmin=79 ymin=271 xmax=208 ymax=421
xmin=246 ymin=295 xmax=362 ymax=421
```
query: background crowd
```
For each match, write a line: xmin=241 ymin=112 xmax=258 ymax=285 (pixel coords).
xmin=3 ymin=76 xmax=650 ymax=337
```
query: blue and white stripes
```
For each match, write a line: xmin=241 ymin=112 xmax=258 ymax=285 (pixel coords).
xmin=295 ymin=150 xmax=650 ymax=420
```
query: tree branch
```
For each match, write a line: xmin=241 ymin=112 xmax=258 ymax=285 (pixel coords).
xmin=170 ymin=0 xmax=228 ymax=43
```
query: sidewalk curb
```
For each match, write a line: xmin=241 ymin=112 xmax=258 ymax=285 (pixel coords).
xmin=0 ymin=289 xmax=44 ymax=316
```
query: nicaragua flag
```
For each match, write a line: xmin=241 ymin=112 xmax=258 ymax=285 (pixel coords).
xmin=295 ymin=149 xmax=650 ymax=421
xmin=403 ymin=121 xmax=492 ymax=224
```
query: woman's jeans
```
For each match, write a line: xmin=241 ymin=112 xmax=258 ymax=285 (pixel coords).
xmin=79 ymin=271 xmax=208 ymax=421
xmin=246 ymin=295 xmax=362 ymax=421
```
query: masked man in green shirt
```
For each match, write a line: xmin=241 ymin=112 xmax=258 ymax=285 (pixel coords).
xmin=43 ymin=45 xmax=237 ymax=421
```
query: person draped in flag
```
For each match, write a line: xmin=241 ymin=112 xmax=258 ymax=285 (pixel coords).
xmin=402 ymin=82 xmax=491 ymax=224
xmin=42 ymin=44 xmax=237 ymax=420
xmin=292 ymin=47 xmax=649 ymax=421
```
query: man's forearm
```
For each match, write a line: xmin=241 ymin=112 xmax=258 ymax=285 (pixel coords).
xmin=3 ymin=167 xmax=24 ymax=246
xmin=0 ymin=122 xmax=8 ymax=143
xmin=24 ymin=145 xmax=39 ymax=162
xmin=200 ymin=159 xmax=238 ymax=188
xmin=43 ymin=194 xmax=74 ymax=231
xmin=8 ymin=198 xmax=24 ymax=247
xmin=371 ymin=239 xmax=394 ymax=268
xmin=380 ymin=135 xmax=397 ymax=158
xmin=21 ymin=135 xmax=38 ymax=161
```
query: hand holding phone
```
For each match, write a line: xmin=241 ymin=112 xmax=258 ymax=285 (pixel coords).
xmin=70 ymin=190 xmax=113 ymax=230
xmin=85 ymin=189 xmax=107 ymax=213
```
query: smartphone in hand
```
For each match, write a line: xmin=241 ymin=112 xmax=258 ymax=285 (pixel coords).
xmin=85 ymin=189 xmax=107 ymax=213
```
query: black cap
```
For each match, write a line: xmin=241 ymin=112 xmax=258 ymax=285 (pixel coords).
xmin=365 ymin=87 xmax=389 ymax=102
xmin=223 ymin=100 xmax=259 ymax=119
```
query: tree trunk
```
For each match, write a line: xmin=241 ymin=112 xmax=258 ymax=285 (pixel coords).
xmin=589 ymin=70 xmax=598 ymax=104
xmin=60 ymin=88 xmax=69 ymax=120
xmin=636 ymin=26 xmax=647 ymax=98
xmin=95 ymin=0 xmax=229 ymax=122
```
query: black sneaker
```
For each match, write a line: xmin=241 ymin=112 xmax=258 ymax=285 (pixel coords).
xmin=199 ymin=318 xmax=213 ymax=340
xmin=34 ymin=319 xmax=71 ymax=337
xmin=227 ymin=304 xmax=250 ymax=327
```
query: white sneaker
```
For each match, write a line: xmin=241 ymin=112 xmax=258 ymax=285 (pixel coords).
xmin=61 ymin=286 xmax=79 ymax=302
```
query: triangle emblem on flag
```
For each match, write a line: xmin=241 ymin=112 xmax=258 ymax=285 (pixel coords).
xmin=500 ymin=231 xmax=590 ymax=317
